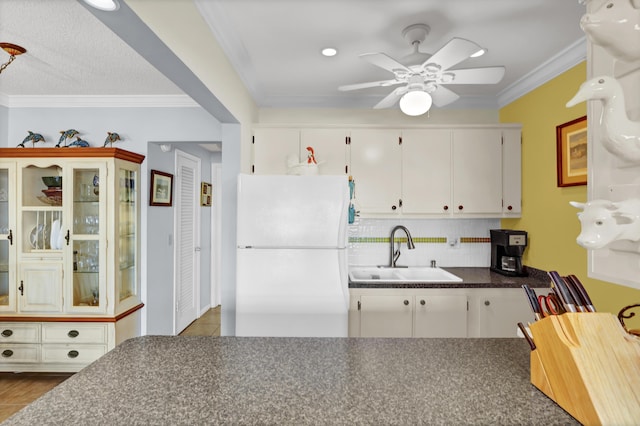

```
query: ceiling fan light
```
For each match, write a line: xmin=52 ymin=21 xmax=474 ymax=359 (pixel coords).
xmin=399 ymin=91 xmax=432 ymax=116
xmin=470 ymin=48 xmax=486 ymax=58
xmin=82 ymin=0 xmax=119 ymax=11
xmin=321 ymin=47 xmax=338 ymax=57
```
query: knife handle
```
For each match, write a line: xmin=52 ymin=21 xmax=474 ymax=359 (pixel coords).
xmin=562 ymin=275 xmax=587 ymax=312
xmin=567 ymin=274 xmax=596 ymax=312
xmin=522 ymin=284 xmax=542 ymax=321
xmin=548 ymin=271 xmax=577 ymax=313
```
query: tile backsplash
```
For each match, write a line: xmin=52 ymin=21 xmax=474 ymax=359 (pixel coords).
xmin=348 ymin=218 xmax=500 ymax=267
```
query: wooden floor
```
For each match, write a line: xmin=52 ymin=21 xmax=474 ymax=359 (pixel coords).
xmin=0 ymin=306 xmax=221 ymax=422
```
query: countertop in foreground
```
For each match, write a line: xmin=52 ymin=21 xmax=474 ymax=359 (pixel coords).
xmin=4 ymin=336 xmax=578 ymax=425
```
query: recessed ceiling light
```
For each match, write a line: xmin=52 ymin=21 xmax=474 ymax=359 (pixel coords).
xmin=321 ymin=48 xmax=338 ymax=57
xmin=82 ymin=0 xmax=120 ymax=11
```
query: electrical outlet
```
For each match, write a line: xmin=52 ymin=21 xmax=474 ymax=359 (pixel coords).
xmin=447 ymin=236 xmax=460 ymax=248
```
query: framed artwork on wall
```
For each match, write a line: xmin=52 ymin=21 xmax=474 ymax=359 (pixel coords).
xmin=556 ymin=115 xmax=587 ymax=187
xmin=201 ymin=182 xmax=212 ymax=207
xmin=149 ymin=169 xmax=173 ymax=206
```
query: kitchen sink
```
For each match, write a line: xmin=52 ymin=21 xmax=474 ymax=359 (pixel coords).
xmin=349 ymin=266 xmax=462 ymax=283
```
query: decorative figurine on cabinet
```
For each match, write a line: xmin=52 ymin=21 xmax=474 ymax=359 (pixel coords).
xmin=567 ymin=76 xmax=640 ymax=163
xmin=17 ymin=131 xmax=45 ymax=148
xmin=103 ymin=131 xmax=121 ymax=147
xmin=66 ymin=136 xmax=90 ymax=148
xmin=56 ymin=129 xmax=79 ymax=147
xmin=570 ymin=198 xmax=640 ymax=249
xmin=579 ymin=0 xmax=640 ymax=63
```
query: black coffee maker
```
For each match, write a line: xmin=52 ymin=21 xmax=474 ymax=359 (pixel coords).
xmin=490 ymin=229 xmax=528 ymax=276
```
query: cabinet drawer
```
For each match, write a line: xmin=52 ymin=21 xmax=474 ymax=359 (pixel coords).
xmin=42 ymin=324 xmax=108 ymax=344
xmin=0 ymin=323 xmax=40 ymax=343
xmin=41 ymin=344 xmax=106 ymax=364
xmin=0 ymin=344 xmax=40 ymax=363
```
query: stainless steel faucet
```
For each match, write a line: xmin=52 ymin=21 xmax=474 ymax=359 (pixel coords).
xmin=389 ymin=225 xmax=415 ymax=267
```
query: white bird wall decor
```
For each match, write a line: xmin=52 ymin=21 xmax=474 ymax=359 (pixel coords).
xmin=566 ymin=76 xmax=640 ymax=164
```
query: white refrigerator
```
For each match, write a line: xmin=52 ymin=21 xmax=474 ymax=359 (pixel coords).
xmin=236 ymin=174 xmax=350 ymax=337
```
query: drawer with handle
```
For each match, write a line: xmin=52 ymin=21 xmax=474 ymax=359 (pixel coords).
xmin=41 ymin=344 xmax=106 ymax=364
xmin=0 ymin=323 xmax=40 ymax=343
xmin=0 ymin=344 xmax=40 ymax=363
xmin=41 ymin=324 xmax=108 ymax=344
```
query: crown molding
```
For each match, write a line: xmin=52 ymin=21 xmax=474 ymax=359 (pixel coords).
xmin=497 ymin=37 xmax=586 ymax=108
xmin=0 ymin=94 xmax=198 ymax=108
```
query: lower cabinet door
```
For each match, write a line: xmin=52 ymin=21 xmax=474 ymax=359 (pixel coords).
xmin=414 ymin=295 xmax=467 ymax=337
xmin=0 ymin=344 xmax=40 ymax=363
xmin=41 ymin=345 xmax=106 ymax=364
xmin=360 ymin=295 xmax=412 ymax=337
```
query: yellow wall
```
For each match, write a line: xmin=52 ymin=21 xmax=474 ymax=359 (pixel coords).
xmin=500 ymin=62 xmax=640 ymax=328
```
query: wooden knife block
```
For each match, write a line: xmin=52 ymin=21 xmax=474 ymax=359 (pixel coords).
xmin=529 ymin=313 xmax=640 ymax=425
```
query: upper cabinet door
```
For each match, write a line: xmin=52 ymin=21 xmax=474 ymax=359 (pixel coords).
xmin=0 ymin=162 xmax=16 ymax=312
xmin=350 ymin=129 xmax=402 ymax=214
xmin=300 ymin=128 xmax=350 ymax=175
xmin=502 ymin=129 xmax=522 ymax=216
xmin=452 ymin=129 xmax=503 ymax=215
xmin=401 ymin=129 xmax=452 ymax=214
xmin=252 ymin=128 xmax=300 ymax=174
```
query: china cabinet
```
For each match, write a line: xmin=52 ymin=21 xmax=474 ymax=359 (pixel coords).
xmin=0 ymin=148 xmax=144 ymax=372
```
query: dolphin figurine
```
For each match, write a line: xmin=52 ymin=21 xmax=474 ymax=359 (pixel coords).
xmin=103 ymin=131 xmax=121 ymax=147
xmin=567 ymin=76 xmax=640 ymax=163
xmin=56 ymin=129 xmax=79 ymax=147
xmin=66 ymin=136 xmax=90 ymax=148
xmin=18 ymin=131 xmax=46 ymax=148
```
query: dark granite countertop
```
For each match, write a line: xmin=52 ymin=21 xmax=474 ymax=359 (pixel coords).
xmin=4 ymin=336 xmax=578 ymax=425
xmin=350 ymin=266 xmax=551 ymax=289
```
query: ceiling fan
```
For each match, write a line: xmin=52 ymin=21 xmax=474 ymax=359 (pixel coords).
xmin=338 ymin=24 xmax=506 ymax=116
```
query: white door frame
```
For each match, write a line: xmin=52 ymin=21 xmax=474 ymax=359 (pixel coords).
xmin=173 ymin=149 xmax=201 ymax=334
xmin=211 ymin=163 xmax=222 ymax=307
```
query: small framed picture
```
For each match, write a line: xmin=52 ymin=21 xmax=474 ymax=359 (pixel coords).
xmin=201 ymin=182 xmax=212 ymax=207
xmin=149 ymin=170 xmax=174 ymax=206
xmin=556 ymin=115 xmax=587 ymax=187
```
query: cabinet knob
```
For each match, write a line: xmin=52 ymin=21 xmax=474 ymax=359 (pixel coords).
xmin=391 ymin=205 xmax=397 ymax=210
xmin=1 ymin=329 xmax=13 ymax=338
xmin=420 ymin=299 xmax=426 ymax=306
xmin=67 ymin=350 xmax=79 ymax=359
xmin=443 ymin=205 xmax=449 ymax=211
xmin=507 ymin=205 xmax=513 ymax=211
xmin=1 ymin=349 xmax=13 ymax=358
xmin=68 ymin=330 xmax=79 ymax=338
xmin=484 ymin=300 xmax=491 ymax=306
xmin=403 ymin=299 xmax=409 ymax=306
xmin=458 ymin=205 xmax=464 ymax=210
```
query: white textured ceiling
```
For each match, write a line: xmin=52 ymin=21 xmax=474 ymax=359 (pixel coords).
xmin=0 ymin=0 xmax=587 ymax=111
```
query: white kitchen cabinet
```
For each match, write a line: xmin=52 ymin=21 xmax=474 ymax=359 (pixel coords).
xmin=502 ymin=129 xmax=522 ymax=216
xmin=351 ymin=288 xmax=468 ymax=338
xmin=0 ymin=148 xmax=144 ymax=372
xmin=350 ymin=129 xmax=402 ymax=214
xmin=253 ymin=127 xmax=350 ymax=175
xmin=414 ymin=294 xmax=467 ymax=337
xmin=452 ymin=129 xmax=503 ymax=215
xmin=401 ymin=129 xmax=452 ymax=214
xmin=252 ymin=128 xmax=300 ymax=175
xmin=359 ymin=294 xmax=413 ymax=337
xmin=300 ymin=128 xmax=350 ymax=175
xmin=467 ymin=288 xmax=544 ymax=338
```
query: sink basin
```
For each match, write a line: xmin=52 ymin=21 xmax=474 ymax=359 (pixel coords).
xmin=349 ymin=266 xmax=462 ymax=283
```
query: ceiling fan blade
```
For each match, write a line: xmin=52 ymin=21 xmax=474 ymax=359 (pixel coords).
xmin=430 ymin=85 xmax=460 ymax=107
xmin=421 ymin=37 xmax=483 ymax=71
xmin=338 ymin=79 xmax=402 ymax=91
xmin=360 ymin=53 xmax=412 ymax=74
xmin=373 ymin=86 xmax=408 ymax=109
xmin=445 ymin=67 xmax=506 ymax=85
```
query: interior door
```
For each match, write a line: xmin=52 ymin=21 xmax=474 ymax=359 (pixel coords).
xmin=174 ymin=151 xmax=201 ymax=334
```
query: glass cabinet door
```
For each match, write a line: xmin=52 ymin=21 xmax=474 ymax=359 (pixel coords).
xmin=71 ymin=165 xmax=106 ymax=311
xmin=0 ymin=163 xmax=15 ymax=311
xmin=118 ymin=167 xmax=137 ymax=302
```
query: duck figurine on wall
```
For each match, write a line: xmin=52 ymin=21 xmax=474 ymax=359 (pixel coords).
xmin=579 ymin=0 xmax=640 ymax=63
xmin=103 ymin=131 xmax=121 ymax=147
xmin=17 ymin=131 xmax=45 ymax=148
xmin=566 ymin=75 xmax=640 ymax=163
xmin=56 ymin=129 xmax=79 ymax=147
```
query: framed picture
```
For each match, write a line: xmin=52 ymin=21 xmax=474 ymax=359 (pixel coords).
xmin=556 ymin=115 xmax=587 ymax=187
xmin=149 ymin=170 xmax=174 ymax=206
xmin=201 ymin=182 xmax=212 ymax=207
